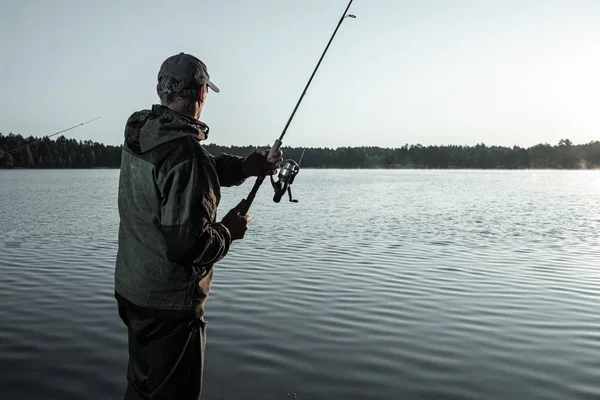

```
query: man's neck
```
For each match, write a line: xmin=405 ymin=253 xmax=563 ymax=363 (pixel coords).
xmin=164 ymin=103 xmax=199 ymax=120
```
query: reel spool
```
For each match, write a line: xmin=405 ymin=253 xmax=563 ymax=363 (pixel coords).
xmin=270 ymin=159 xmax=300 ymax=203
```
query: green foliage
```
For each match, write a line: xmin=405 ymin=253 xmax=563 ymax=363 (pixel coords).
xmin=204 ymin=140 xmax=600 ymax=169
xmin=1 ymin=132 xmax=599 ymax=169
xmin=0 ymin=133 xmax=121 ymax=169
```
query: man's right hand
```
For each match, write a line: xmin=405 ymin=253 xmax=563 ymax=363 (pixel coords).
xmin=221 ymin=199 xmax=252 ymax=240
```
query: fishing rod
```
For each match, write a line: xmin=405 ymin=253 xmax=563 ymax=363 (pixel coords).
xmin=0 ymin=117 xmax=102 ymax=160
xmin=239 ymin=0 xmax=356 ymax=214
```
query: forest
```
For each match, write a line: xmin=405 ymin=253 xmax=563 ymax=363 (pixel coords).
xmin=1 ymin=132 xmax=599 ymax=170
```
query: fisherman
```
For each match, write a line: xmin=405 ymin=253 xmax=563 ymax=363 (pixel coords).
xmin=114 ymin=52 xmax=283 ymax=400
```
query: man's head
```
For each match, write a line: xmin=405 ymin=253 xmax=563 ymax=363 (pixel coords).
xmin=156 ymin=52 xmax=220 ymax=119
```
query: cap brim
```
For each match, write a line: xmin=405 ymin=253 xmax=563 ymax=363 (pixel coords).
xmin=208 ymin=79 xmax=220 ymax=93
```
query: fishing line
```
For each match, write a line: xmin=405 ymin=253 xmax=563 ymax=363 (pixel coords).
xmin=239 ymin=0 xmax=356 ymax=214
xmin=0 ymin=117 xmax=102 ymax=160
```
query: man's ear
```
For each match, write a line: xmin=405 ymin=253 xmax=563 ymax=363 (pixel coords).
xmin=198 ymin=85 xmax=206 ymax=104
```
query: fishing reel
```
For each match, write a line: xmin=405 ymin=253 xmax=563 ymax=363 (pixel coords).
xmin=270 ymin=159 xmax=300 ymax=203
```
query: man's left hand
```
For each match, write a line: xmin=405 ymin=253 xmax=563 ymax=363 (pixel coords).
xmin=241 ymin=148 xmax=284 ymax=177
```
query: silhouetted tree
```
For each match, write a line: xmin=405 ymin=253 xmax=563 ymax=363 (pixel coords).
xmin=1 ymin=132 xmax=599 ymax=169
xmin=0 ymin=133 xmax=122 ymax=169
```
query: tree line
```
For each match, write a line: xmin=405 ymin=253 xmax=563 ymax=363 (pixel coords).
xmin=0 ymin=133 xmax=122 ymax=169
xmin=1 ymin=132 xmax=600 ymax=169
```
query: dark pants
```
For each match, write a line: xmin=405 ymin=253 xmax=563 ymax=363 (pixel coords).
xmin=118 ymin=304 xmax=207 ymax=400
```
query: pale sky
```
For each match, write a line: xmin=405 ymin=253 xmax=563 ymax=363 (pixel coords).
xmin=1 ymin=0 xmax=599 ymax=149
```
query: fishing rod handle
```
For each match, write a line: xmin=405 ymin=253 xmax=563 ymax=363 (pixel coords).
xmin=267 ymin=139 xmax=282 ymax=160
xmin=237 ymin=139 xmax=282 ymax=215
xmin=239 ymin=176 xmax=263 ymax=215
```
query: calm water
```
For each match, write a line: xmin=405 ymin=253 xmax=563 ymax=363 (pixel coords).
xmin=1 ymin=168 xmax=599 ymax=400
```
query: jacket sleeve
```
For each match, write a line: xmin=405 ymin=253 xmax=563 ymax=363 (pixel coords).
xmin=213 ymin=153 xmax=247 ymax=187
xmin=157 ymin=157 xmax=232 ymax=267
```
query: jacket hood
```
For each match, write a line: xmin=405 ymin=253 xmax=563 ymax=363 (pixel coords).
xmin=124 ymin=104 xmax=210 ymax=154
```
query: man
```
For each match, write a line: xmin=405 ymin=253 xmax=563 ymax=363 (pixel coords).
xmin=114 ymin=52 xmax=283 ymax=400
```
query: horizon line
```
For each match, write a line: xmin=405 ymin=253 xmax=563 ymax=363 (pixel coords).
xmin=1 ymin=132 xmax=599 ymax=150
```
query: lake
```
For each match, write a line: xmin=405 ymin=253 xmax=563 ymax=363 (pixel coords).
xmin=0 ymin=168 xmax=599 ymax=400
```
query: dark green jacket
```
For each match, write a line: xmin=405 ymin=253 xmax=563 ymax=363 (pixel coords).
xmin=114 ymin=104 xmax=246 ymax=317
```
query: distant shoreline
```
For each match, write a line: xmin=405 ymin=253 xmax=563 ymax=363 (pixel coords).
xmin=2 ymin=166 xmax=599 ymax=171
xmin=2 ymin=133 xmax=599 ymax=170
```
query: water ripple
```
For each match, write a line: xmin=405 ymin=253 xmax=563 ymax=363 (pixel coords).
xmin=1 ymin=169 xmax=600 ymax=399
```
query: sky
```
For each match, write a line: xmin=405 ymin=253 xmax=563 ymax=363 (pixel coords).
xmin=1 ymin=0 xmax=599 ymax=149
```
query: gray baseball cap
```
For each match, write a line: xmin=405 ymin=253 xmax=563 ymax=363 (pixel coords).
xmin=157 ymin=52 xmax=220 ymax=93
